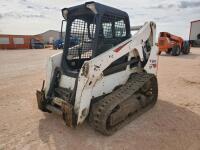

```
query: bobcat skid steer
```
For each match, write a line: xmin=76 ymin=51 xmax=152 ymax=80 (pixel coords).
xmin=36 ymin=1 xmax=158 ymax=135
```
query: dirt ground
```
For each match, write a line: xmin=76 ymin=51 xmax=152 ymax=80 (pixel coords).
xmin=0 ymin=48 xmax=200 ymax=150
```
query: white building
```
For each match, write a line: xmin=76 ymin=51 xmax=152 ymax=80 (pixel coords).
xmin=190 ymin=20 xmax=200 ymax=47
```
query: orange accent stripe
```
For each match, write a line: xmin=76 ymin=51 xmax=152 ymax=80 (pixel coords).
xmin=114 ymin=40 xmax=132 ymax=52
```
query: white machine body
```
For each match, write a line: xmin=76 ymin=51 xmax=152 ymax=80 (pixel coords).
xmin=44 ymin=22 xmax=158 ymax=125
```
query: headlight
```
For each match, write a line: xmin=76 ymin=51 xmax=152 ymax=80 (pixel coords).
xmin=86 ymin=3 xmax=97 ymax=14
xmin=62 ymin=8 xmax=68 ymax=19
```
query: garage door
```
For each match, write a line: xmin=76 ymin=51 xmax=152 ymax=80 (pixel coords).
xmin=0 ymin=37 xmax=10 ymax=44
xmin=13 ymin=38 xmax=24 ymax=44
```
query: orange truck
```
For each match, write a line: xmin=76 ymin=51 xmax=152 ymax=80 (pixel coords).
xmin=158 ymin=32 xmax=190 ymax=56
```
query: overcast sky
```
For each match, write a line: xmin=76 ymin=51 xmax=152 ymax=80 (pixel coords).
xmin=0 ymin=0 xmax=200 ymax=39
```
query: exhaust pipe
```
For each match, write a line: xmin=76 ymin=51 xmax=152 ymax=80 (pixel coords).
xmin=130 ymin=25 xmax=143 ymax=31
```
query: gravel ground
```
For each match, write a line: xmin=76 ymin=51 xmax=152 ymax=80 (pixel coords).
xmin=0 ymin=48 xmax=200 ymax=150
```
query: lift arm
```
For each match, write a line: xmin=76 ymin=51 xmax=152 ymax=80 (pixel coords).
xmin=75 ymin=21 xmax=158 ymax=124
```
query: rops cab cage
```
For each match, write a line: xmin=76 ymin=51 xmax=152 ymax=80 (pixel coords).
xmin=61 ymin=2 xmax=131 ymax=76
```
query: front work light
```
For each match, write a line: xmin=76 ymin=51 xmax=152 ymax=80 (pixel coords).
xmin=86 ymin=3 xmax=97 ymax=14
xmin=62 ymin=8 xmax=68 ymax=20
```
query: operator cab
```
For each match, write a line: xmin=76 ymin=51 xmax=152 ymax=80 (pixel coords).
xmin=61 ymin=1 xmax=131 ymax=76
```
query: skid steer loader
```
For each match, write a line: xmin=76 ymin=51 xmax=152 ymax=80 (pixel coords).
xmin=36 ymin=1 xmax=158 ymax=135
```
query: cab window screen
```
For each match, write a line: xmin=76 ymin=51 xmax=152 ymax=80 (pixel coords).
xmin=102 ymin=22 xmax=112 ymax=38
xmin=96 ymin=15 xmax=128 ymax=56
xmin=115 ymin=20 xmax=126 ymax=37
xmin=67 ymin=19 xmax=94 ymax=60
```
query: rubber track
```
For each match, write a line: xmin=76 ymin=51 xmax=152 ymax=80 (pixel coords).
xmin=89 ymin=73 xmax=158 ymax=135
